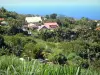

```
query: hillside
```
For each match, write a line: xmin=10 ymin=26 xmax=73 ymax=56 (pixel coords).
xmin=0 ymin=7 xmax=100 ymax=75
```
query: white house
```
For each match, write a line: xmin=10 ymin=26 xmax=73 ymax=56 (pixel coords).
xmin=97 ymin=23 xmax=100 ymax=27
xmin=28 ymin=23 xmax=38 ymax=29
xmin=25 ymin=17 xmax=42 ymax=24
xmin=0 ymin=21 xmax=8 ymax=26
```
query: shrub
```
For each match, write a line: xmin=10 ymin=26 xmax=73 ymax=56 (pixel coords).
xmin=53 ymin=53 xmax=67 ymax=65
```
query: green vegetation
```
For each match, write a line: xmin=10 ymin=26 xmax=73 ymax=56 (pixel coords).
xmin=0 ymin=56 xmax=100 ymax=75
xmin=0 ymin=7 xmax=100 ymax=75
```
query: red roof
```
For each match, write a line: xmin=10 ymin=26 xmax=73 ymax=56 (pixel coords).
xmin=44 ymin=22 xmax=59 ymax=29
xmin=0 ymin=18 xmax=4 ymax=21
xmin=96 ymin=27 xmax=100 ymax=30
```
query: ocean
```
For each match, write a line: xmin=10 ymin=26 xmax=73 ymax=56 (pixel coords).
xmin=2 ymin=5 xmax=100 ymax=20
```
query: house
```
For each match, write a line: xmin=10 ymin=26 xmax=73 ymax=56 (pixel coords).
xmin=0 ymin=18 xmax=4 ymax=21
xmin=0 ymin=21 xmax=8 ymax=26
xmin=37 ymin=22 xmax=59 ymax=31
xmin=97 ymin=23 xmax=100 ymax=27
xmin=95 ymin=22 xmax=100 ymax=30
xmin=0 ymin=18 xmax=5 ymax=26
xmin=25 ymin=17 xmax=42 ymax=24
xmin=38 ymin=25 xmax=49 ymax=31
xmin=28 ymin=23 xmax=38 ymax=29
xmin=96 ymin=27 xmax=100 ymax=31
xmin=44 ymin=22 xmax=59 ymax=29
xmin=94 ymin=20 xmax=98 ymax=22
xmin=24 ymin=16 xmax=42 ymax=30
xmin=22 ymin=25 xmax=28 ymax=31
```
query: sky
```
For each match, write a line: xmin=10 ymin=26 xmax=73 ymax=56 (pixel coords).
xmin=0 ymin=0 xmax=100 ymax=20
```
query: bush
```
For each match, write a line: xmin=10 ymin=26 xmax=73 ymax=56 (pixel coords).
xmin=23 ymin=43 xmax=45 ymax=59
xmin=23 ymin=43 xmax=36 ymax=58
xmin=53 ymin=53 xmax=67 ymax=65
xmin=0 ymin=26 xmax=9 ymax=34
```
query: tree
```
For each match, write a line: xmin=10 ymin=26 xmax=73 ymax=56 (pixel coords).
xmin=57 ymin=19 xmax=62 ymax=27
xmin=0 ymin=7 xmax=7 ymax=18
xmin=8 ymin=25 xmax=18 ymax=35
xmin=0 ymin=26 xmax=9 ymax=34
xmin=50 ymin=13 xmax=57 ymax=19
xmin=0 ymin=7 xmax=7 ymax=13
xmin=45 ymin=15 xmax=49 ymax=19
xmin=23 ymin=43 xmax=35 ymax=58
xmin=53 ymin=53 xmax=67 ymax=64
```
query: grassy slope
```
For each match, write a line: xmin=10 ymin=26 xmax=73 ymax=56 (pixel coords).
xmin=0 ymin=55 xmax=99 ymax=75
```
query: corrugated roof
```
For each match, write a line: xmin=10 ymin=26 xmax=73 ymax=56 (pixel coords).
xmin=44 ymin=22 xmax=58 ymax=29
xmin=44 ymin=22 xmax=58 ymax=26
xmin=25 ymin=17 xmax=42 ymax=23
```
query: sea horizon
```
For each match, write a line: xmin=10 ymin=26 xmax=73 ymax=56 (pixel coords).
xmin=0 ymin=0 xmax=100 ymax=20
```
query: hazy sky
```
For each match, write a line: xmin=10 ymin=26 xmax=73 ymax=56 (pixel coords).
xmin=0 ymin=0 xmax=100 ymax=6
xmin=0 ymin=0 xmax=100 ymax=19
